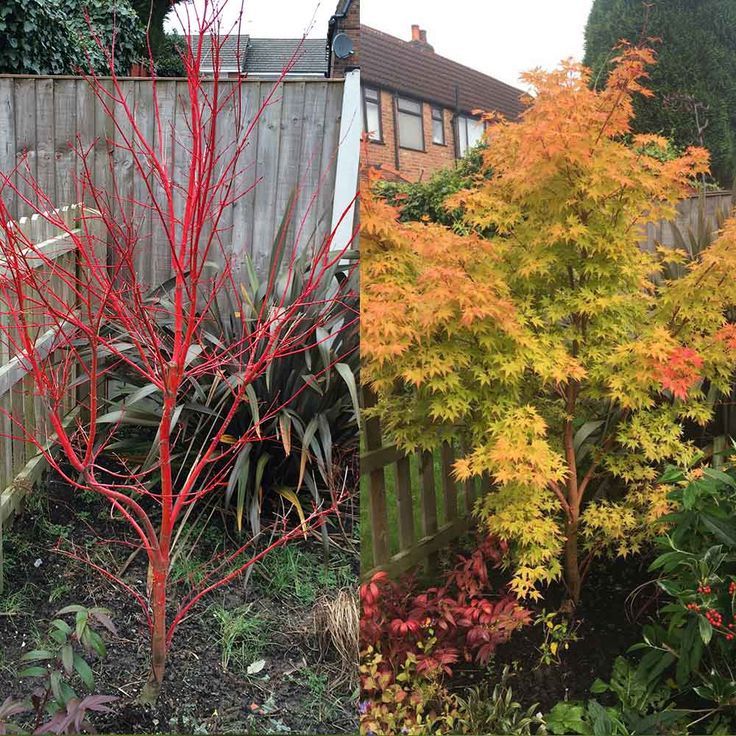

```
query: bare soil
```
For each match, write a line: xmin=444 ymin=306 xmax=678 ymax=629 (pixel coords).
xmin=0 ymin=470 xmax=358 ymax=734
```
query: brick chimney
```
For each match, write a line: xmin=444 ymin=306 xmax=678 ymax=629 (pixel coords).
xmin=410 ymin=24 xmax=434 ymax=52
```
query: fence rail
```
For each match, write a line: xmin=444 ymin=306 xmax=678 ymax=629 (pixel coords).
xmin=361 ymin=391 xmax=484 ymax=579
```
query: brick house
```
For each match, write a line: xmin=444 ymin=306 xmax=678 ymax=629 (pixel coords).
xmin=361 ymin=25 xmax=525 ymax=181
xmin=327 ymin=0 xmax=360 ymax=78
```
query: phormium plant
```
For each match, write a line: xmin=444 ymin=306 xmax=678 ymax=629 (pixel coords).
xmin=106 ymin=230 xmax=359 ymax=539
xmin=0 ymin=5 xmax=357 ymax=703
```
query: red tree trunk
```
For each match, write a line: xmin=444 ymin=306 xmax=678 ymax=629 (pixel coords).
xmin=139 ymin=565 xmax=168 ymax=704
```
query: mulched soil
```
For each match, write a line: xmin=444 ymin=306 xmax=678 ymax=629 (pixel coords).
xmin=0 ymin=471 xmax=359 ymax=734
xmin=449 ymin=553 xmax=657 ymax=714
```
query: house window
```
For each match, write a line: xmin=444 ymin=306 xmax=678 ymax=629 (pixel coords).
xmin=397 ymin=96 xmax=424 ymax=151
xmin=456 ymin=114 xmax=485 ymax=156
xmin=363 ymin=86 xmax=381 ymax=142
xmin=431 ymin=106 xmax=445 ymax=145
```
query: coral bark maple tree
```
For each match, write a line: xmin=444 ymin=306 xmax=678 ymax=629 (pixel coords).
xmin=0 ymin=9 xmax=357 ymax=702
xmin=362 ymin=45 xmax=736 ymax=605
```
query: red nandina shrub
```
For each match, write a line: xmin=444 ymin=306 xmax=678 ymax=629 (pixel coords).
xmin=360 ymin=537 xmax=531 ymax=678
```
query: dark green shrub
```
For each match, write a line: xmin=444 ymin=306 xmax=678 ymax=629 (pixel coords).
xmin=154 ymin=33 xmax=186 ymax=77
xmin=103 ymin=237 xmax=359 ymax=537
xmin=373 ymin=145 xmax=488 ymax=233
xmin=584 ymin=0 xmax=736 ymax=187
xmin=0 ymin=0 xmax=144 ymax=75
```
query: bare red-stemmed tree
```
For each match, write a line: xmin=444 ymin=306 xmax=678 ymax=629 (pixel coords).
xmin=0 ymin=1 xmax=358 ymax=703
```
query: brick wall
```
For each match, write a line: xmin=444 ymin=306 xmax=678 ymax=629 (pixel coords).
xmin=364 ymin=88 xmax=459 ymax=182
xmin=329 ymin=0 xmax=360 ymax=78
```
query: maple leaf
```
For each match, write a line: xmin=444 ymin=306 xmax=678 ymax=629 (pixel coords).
xmin=654 ymin=346 xmax=704 ymax=400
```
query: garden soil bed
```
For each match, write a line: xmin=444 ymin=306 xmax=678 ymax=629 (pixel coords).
xmin=0 ymin=469 xmax=359 ymax=734
xmin=450 ymin=551 xmax=656 ymax=714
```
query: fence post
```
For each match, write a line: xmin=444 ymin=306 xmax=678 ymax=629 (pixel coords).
xmin=395 ymin=455 xmax=415 ymax=552
xmin=441 ymin=442 xmax=457 ymax=522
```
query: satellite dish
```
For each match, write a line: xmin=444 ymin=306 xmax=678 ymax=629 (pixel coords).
xmin=332 ymin=32 xmax=354 ymax=60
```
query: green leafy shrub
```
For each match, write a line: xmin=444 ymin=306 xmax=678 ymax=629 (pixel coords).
xmin=546 ymin=463 xmax=736 ymax=736
xmin=453 ymin=665 xmax=543 ymax=736
xmin=638 ymin=465 xmax=736 ymax=701
xmin=6 ymin=605 xmax=117 ymax=734
xmin=373 ymin=145 xmax=488 ymax=233
xmin=153 ymin=32 xmax=186 ymax=77
xmin=0 ymin=0 xmax=144 ymax=75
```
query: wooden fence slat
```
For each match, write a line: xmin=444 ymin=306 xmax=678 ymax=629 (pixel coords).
xmin=294 ymin=81 xmax=327 ymax=251
xmin=395 ymin=455 xmax=414 ymax=552
xmin=441 ymin=442 xmax=457 ymax=521
xmin=252 ymin=82 xmax=284 ymax=275
xmin=363 ymin=393 xmax=390 ymax=568
xmin=36 ymin=78 xmax=55 ymax=207
xmin=13 ymin=79 xmax=37 ymax=215
xmin=417 ymin=448 xmax=439 ymax=572
xmin=54 ymin=79 xmax=77 ymax=209
xmin=230 ymin=81 xmax=261 ymax=272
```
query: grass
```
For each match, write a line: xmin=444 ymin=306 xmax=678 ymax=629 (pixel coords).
xmin=211 ymin=603 xmax=270 ymax=673
xmin=254 ymin=545 xmax=354 ymax=604
xmin=0 ymin=583 xmax=34 ymax=616
xmin=360 ymin=448 xmax=480 ymax=572
xmin=282 ymin=665 xmax=350 ymax=725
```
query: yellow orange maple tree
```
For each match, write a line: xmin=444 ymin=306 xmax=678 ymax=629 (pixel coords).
xmin=362 ymin=44 xmax=736 ymax=604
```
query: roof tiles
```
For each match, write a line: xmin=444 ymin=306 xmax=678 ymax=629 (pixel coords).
xmin=361 ymin=25 xmax=525 ymax=120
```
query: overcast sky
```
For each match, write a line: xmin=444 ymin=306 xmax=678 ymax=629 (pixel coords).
xmin=362 ymin=1 xmax=595 ymax=89
xmin=167 ymin=1 xmax=595 ymax=89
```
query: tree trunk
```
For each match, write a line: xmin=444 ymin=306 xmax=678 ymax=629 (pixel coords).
xmin=138 ymin=567 xmax=167 ymax=704
xmin=564 ymin=519 xmax=581 ymax=607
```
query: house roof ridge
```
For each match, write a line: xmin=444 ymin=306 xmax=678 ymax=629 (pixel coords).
xmin=360 ymin=24 xmax=523 ymax=96
xmin=361 ymin=24 xmax=525 ymax=120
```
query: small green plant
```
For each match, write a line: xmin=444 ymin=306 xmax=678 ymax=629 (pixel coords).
xmin=295 ymin=667 xmax=337 ymax=723
xmin=48 ymin=584 xmax=73 ymax=605
xmin=0 ymin=584 xmax=33 ymax=617
xmin=211 ymin=604 xmax=269 ymax=673
xmin=536 ymin=611 xmax=579 ymax=668
xmin=545 ymin=700 xmax=628 ymax=736
xmin=454 ymin=665 xmax=543 ymax=735
xmin=8 ymin=605 xmax=117 ymax=734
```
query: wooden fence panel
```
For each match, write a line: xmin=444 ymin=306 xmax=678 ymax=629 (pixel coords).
xmin=641 ymin=190 xmax=734 ymax=252
xmin=0 ymin=76 xmax=345 ymax=284
xmin=0 ymin=204 xmax=83 ymax=524
xmin=361 ymin=389 xmax=486 ymax=579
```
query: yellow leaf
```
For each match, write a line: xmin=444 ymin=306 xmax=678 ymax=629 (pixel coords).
xmin=276 ymin=487 xmax=308 ymax=538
